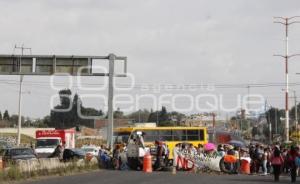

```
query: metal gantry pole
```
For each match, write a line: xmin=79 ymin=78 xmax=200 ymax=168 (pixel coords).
xmin=274 ymin=16 xmax=300 ymax=142
xmin=107 ymin=53 xmax=115 ymax=151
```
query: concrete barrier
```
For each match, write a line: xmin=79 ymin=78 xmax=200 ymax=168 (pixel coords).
xmin=38 ymin=158 xmax=62 ymax=170
xmin=16 ymin=159 xmax=40 ymax=172
xmin=15 ymin=158 xmax=89 ymax=173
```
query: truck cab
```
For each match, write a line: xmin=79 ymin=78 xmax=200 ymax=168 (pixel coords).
xmin=35 ymin=137 xmax=62 ymax=157
xmin=35 ymin=129 xmax=75 ymax=158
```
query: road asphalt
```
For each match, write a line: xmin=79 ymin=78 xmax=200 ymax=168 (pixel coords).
xmin=19 ymin=170 xmax=294 ymax=184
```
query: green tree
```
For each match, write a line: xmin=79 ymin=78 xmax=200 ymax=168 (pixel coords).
xmin=265 ymin=107 xmax=285 ymax=135
xmin=127 ymin=109 xmax=150 ymax=123
xmin=60 ymin=89 xmax=72 ymax=108
xmin=169 ymin=111 xmax=185 ymax=125
xmin=252 ymin=126 xmax=259 ymax=137
xmin=158 ymin=121 xmax=174 ymax=127
xmin=290 ymin=102 xmax=300 ymax=125
xmin=3 ymin=110 xmax=9 ymax=121
xmin=49 ymin=89 xmax=103 ymax=128
xmin=159 ymin=106 xmax=169 ymax=122
xmin=148 ymin=110 xmax=159 ymax=122
xmin=9 ymin=115 xmax=25 ymax=127
xmin=0 ymin=111 xmax=2 ymax=120
xmin=43 ymin=115 xmax=51 ymax=127
xmin=114 ymin=108 xmax=124 ymax=118
xmin=50 ymin=89 xmax=74 ymax=128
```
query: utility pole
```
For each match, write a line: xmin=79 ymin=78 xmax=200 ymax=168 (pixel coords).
xmin=14 ymin=44 xmax=31 ymax=147
xmin=274 ymin=16 xmax=300 ymax=143
xmin=247 ymin=85 xmax=250 ymax=111
xmin=269 ymin=106 xmax=272 ymax=144
xmin=138 ymin=109 xmax=141 ymax=123
xmin=296 ymin=73 xmax=300 ymax=142
xmin=156 ymin=108 xmax=159 ymax=125
xmin=275 ymin=108 xmax=278 ymax=134
xmin=293 ymin=91 xmax=298 ymax=129
xmin=17 ymin=75 xmax=23 ymax=147
xmin=212 ymin=113 xmax=216 ymax=142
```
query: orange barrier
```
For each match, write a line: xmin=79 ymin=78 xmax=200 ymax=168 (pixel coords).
xmin=143 ymin=153 xmax=152 ymax=173
xmin=224 ymin=155 xmax=237 ymax=163
xmin=240 ymin=159 xmax=250 ymax=174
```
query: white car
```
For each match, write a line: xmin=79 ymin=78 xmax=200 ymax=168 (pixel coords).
xmin=81 ymin=146 xmax=99 ymax=156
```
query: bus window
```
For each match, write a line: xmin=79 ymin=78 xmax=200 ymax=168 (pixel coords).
xmin=143 ymin=130 xmax=159 ymax=142
xmin=187 ymin=130 xmax=199 ymax=141
xmin=172 ymin=130 xmax=187 ymax=141
xmin=199 ymin=129 xmax=204 ymax=140
xmin=159 ymin=130 xmax=172 ymax=141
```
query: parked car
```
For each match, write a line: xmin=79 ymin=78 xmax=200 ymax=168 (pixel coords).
xmin=2 ymin=148 xmax=37 ymax=165
xmin=62 ymin=148 xmax=85 ymax=162
xmin=81 ymin=146 xmax=99 ymax=157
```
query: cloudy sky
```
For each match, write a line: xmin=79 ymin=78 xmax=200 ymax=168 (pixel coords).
xmin=0 ymin=0 xmax=300 ymax=118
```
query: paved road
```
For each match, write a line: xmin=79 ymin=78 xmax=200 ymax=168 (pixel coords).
xmin=21 ymin=170 xmax=292 ymax=184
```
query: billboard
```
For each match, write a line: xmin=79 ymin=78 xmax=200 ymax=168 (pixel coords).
xmin=0 ymin=54 xmax=126 ymax=76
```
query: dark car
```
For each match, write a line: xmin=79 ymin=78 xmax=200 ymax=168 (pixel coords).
xmin=2 ymin=148 xmax=37 ymax=165
xmin=62 ymin=148 xmax=85 ymax=162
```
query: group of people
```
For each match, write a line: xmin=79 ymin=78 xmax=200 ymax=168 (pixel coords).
xmin=249 ymin=143 xmax=300 ymax=182
xmin=173 ymin=141 xmax=300 ymax=182
xmin=174 ymin=143 xmax=245 ymax=173
xmin=98 ymin=139 xmax=300 ymax=183
xmin=98 ymin=144 xmax=128 ymax=170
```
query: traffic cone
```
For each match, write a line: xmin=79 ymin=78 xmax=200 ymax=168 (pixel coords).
xmin=143 ymin=153 xmax=152 ymax=173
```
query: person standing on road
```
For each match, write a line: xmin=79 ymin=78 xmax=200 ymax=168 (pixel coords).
xmin=262 ymin=148 xmax=269 ymax=175
xmin=217 ymin=145 xmax=226 ymax=157
xmin=286 ymin=145 xmax=299 ymax=183
xmin=234 ymin=146 xmax=241 ymax=174
xmin=249 ymin=144 xmax=256 ymax=174
xmin=254 ymin=145 xmax=263 ymax=174
xmin=113 ymin=145 xmax=121 ymax=170
xmin=282 ymin=148 xmax=289 ymax=173
xmin=154 ymin=140 xmax=165 ymax=171
xmin=173 ymin=143 xmax=180 ymax=172
xmin=197 ymin=144 xmax=204 ymax=155
xmin=271 ymin=146 xmax=284 ymax=182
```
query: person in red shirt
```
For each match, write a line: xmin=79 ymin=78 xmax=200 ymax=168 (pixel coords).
xmin=271 ymin=146 xmax=284 ymax=182
xmin=286 ymin=145 xmax=299 ymax=183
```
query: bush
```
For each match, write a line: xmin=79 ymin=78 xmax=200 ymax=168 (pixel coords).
xmin=0 ymin=159 xmax=99 ymax=183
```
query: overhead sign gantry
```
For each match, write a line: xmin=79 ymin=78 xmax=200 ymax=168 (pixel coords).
xmin=0 ymin=53 xmax=127 ymax=150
